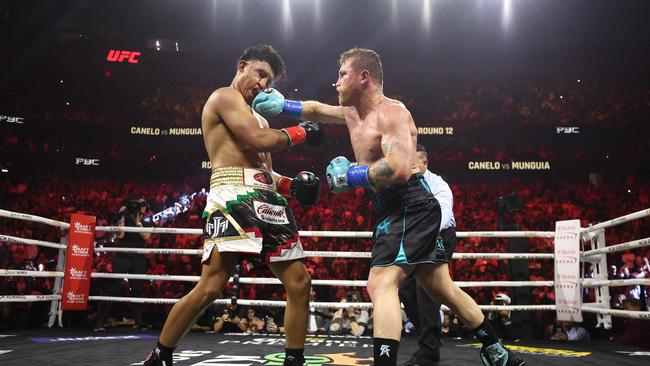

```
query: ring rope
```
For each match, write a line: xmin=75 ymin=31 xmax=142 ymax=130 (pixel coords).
xmin=0 ymin=209 xmax=69 ymax=229
xmin=581 ymin=208 xmax=650 ymax=234
xmin=1 ymin=232 xmax=555 ymax=260
xmin=0 ymin=234 xmax=67 ymax=249
xmin=582 ymin=237 xmax=650 ymax=257
xmin=4 ymin=270 xmax=647 ymax=288
xmin=0 ymin=294 xmax=61 ymax=302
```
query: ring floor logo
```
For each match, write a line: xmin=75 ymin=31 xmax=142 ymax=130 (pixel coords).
xmin=30 ymin=334 xmax=158 ymax=343
xmin=130 ymin=351 xmax=373 ymax=366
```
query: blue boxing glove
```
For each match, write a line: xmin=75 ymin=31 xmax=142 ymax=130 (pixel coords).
xmin=325 ymin=156 xmax=373 ymax=194
xmin=252 ymin=88 xmax=302 ymax=120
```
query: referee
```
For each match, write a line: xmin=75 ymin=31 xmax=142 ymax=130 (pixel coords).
xmin=399 ymin=144 xmax=457 ymax=365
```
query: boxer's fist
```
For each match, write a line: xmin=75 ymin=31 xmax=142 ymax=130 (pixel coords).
xmin=326 ymin=156 xmax=352 ymax=194
xmin=291 ymin=171 xmax=320 ymax=206
xmin=299 ymin=121 xmax=324 ymax=146
xmin=252 ymin=88 xmax=285 ymax=118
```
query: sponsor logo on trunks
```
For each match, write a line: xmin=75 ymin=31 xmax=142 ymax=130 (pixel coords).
xmin=73 ymin=221 xmax=93 ymax=234
xmin=253 ymin=201 xmax=289 ymax=224
xmin=71 ymin=244 xmax=90 ymax=257
xmin=205 ymin=216 xmax=230 ymax=237
xmin=65 ymin=291 xmax=85 ymax=303
xmin=68 ymin=267 xmax=88 ymax=280
xmin=253 ymin=172 xmax=273 ymax=185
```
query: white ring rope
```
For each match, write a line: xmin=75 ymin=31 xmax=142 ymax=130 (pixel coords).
xmin=581 ymin=306 xmax=650 ymax=320
xmin=1 ymin=294 xmax=646 ymax=319
xmin=2 ymin=232 xmax=555 ymax=260
xmin=0 ymin=269 xmax=64 ymax=278
xmin=4 ymin=270 xmax=647 ymax=289
xmin=582 ymin=237 xmax=650 ymax=257
xmin=1 ymin=208 xmax=554 ymax=238
xmin=2 ymin=207 xmax=649 ymax=321
xmin=581 ymin=208 xmax=650 ymax=234
xmin=0 ymin=209 xmax=69 ymax=229
xmin=0 ymin=295 xmax=61 ymax=303
xmin=0 ymin=234 xmax=67 ymax=249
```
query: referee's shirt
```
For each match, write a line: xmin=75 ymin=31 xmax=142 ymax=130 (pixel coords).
xmin=422 ymin=170 xmax=456 ymax=230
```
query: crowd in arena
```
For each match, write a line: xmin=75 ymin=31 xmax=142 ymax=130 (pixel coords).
xmin=1 ymin=78 xmax=649 ymax=346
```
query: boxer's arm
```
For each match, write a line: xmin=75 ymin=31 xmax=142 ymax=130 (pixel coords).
xmin=367 ymin=108 xmax=414 ymax=187
xmin=205 ymin=88 xmax=291 ymax=152
xmin=301 ymin=101 xmax=346 ymax=125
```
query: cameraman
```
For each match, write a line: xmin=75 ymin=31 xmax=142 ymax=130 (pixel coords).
xmin=487 ymin=293 xmax=513 ymax=341
xmin=95 ymin=199 xmax=151 ymax=331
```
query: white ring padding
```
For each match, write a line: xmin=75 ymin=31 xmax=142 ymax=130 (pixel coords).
xmin=0 ymin=295 xmax=61 ymax=302
xmin=0 ymin=269 xmax=64 ymax=278
xmin=582 ymin=237 xmax=650 ymax=257
xmin=581 ymin=208 xmax=650 ymax=234
xmin=0 ymin=209 xmax=69 ymax=229
xmin=582 ymin=278 xmax=650 ymax=287
xmin=0 ymin=234 xmax=67 ymax=249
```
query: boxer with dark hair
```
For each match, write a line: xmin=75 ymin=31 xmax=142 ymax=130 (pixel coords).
xmin=144 ymin=44 xmax=322 ymax=366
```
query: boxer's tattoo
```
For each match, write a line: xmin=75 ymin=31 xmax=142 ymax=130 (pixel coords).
xmin=369 ymin=134 xmax=409 ymax=186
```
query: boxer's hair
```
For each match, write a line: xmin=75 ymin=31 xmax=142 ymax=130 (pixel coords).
xmin=240 ymin=44 xmax=286 ymax=82
xmin=339 ymin=47 xmax=383 ymax=85
xmin=416 ymin=144 xmax=428 ymax=160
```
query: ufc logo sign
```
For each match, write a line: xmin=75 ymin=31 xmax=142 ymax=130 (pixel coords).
xmin=0 ymin=115 xmax=24 ymax=124
xmin=106 ymin=49 xmax=141 ymax=64
xmin=75 ymin=158 xmax=100 ymax=166
xmin=556 ymin=127 xmax=580 ymax=134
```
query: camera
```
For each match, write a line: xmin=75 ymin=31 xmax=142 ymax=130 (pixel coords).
xmin=124 ymin=198 xmax=149 ymax=215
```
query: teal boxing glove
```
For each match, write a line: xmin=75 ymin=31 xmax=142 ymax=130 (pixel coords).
xmin=252 ymin=88 xmax=302 ymax=120
xmin=326 ymin=156 xmax=372 ymax=194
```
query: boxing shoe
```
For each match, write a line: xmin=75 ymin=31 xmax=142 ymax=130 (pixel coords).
xmin=143 ymin=347 xmax=173 ymax=366
xmin=479 ymin=342 xmax=526 ymax=366
xmin=283 ymin=355 xmax=307 ymax=366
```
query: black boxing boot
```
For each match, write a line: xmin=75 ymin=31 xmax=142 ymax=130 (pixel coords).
xmin=143 ymin=342 xmax=174 ymax=366
xmin=479 ymin=342 xmax=526 ymax=366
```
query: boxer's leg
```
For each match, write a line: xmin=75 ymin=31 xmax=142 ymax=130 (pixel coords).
xmin=367 ymin=264 xmax=411 ymax=366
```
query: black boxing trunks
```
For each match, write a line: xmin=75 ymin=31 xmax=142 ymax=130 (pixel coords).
xmin=370 ymin=173 xmax=451 ymax=267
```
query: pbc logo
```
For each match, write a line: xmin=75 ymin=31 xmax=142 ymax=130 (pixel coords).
xmin=253 ymin=172 xmax=273 ymax=185
xmin=68 ymin=267 xmax=88 ymax=280
xmin=75 ymin=158 xmax=100 ymax=166
xmin=71 ymin=244 xmax=90 ymax=257
xmin=0 ymin=115 xmax=24 ymax=124
xmin=205 ymin=216 xmax=230 ymax=238
xmin=66 ymin=291 xmax=85 ymax=303
xmin=106 ymin=49 xmax=141 ymax=64
xmin=73 ymin=221 xmax=93 ymax=234
xmin=556 ymin=126 xmax=580 ymax=134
